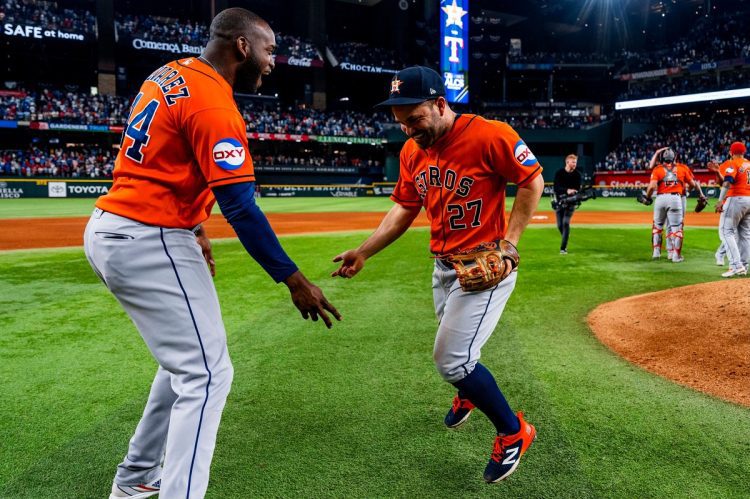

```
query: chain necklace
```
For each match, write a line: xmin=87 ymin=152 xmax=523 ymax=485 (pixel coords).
xmin=198 ymin=56 xmax=219 ymax=73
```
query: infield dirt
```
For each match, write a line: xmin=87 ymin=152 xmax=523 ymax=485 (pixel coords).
xmin=0 ymin=209 xmax=721 ymax=250
xmin=589 ymin=280 xmax=750 ymax=408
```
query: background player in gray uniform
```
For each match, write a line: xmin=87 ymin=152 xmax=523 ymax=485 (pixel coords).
xmin=86 ymin=9 xmax=340 ymax=499
xmin=708 ymin=159 xmax=729 ymax=266
xmin=716 ymin=141 xmax=750 ymax=277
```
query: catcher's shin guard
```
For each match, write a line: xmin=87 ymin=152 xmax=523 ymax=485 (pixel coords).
xmin=672 ymin=230 xmax=684 ymax=256
xmin=652 ymin=224 xmax=663 ymax=250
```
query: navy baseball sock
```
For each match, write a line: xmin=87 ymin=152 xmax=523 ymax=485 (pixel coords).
xmin=452 ymin=362 xmax=520 ymax=435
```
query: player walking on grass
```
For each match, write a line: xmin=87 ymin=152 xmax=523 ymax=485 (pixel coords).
xmin=84 ymin=9 xmax=340 ymax=499
xmin=642 ymin=147 xmax=705 ymax=262
xmin=332 ymin=66 xmax=543 ymax=483
xmin=716 ymin=141 xmax=750 ymax=278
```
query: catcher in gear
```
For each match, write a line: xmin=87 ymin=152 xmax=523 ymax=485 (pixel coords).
xmin=332 ymin=66 xmax=543 ymax=484
xmin=643 ymin=147 xmax=705 ymax=262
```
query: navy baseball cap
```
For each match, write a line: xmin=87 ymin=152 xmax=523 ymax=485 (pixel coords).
xmin=376 ymin=66 xmax=446 ymax=107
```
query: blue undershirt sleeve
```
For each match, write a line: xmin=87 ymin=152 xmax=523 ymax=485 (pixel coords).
xmin=212 ymin=182 xmax=298 ymax=283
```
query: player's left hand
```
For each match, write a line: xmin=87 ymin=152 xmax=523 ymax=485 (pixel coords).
xmin=195 ymin=226 xmax=216 ymax=276
xmin=715 ymin=202 xmax=724 ymax=213
xmin=285 ymin=271 xmax=342 ymax=329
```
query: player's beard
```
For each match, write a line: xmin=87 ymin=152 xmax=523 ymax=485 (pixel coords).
xmin=235 ymin=53 xmax=265 ymax=93
xmin=410 ymin=107 xmax=445 ymax=149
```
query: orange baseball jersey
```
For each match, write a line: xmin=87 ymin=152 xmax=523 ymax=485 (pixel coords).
xmin=391 ymin=114 xmax=542 ymax=254
xmin=720 ymin=157 xmax=750 ymax=197
xmin=650 ymin=163 xmax=689 ymax=195
xmin=677 ymin=163 xmax=694 ymax=195
xmin=96 ymin=57 xmax=255 ymax=228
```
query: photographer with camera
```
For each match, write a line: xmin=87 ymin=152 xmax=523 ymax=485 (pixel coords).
xmin=553 ymin=154 xmax=582 ymax=254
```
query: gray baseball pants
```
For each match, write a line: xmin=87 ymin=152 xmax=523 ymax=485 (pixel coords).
xmin=432 ymin=260 xmax=517 ymax=383
xmin=653 ymin=194 xmax=683 ymax=255
xmin=84 ymin=208 xmax=233 ymax=499
xmin=720 ymin=196 xmax=750 ymax=271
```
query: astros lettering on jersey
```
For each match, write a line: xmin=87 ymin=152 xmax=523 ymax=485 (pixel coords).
xmin=97 ymin=57 xmax=255 ymax=228
xmin=650 ymin=163 xmax=689 ymax=195
xmin=391 ymin=114 xmax=542 ymax=254
xmin=720 ymin=157 xmax=750 ymax=197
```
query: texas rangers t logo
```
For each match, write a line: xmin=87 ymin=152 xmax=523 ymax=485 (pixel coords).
xmin=391 ymin=79 xmax=403 ymax=94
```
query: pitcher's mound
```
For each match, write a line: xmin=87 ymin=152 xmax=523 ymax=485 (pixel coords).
xmin=588 ymin=279 xmax=750 ymax=407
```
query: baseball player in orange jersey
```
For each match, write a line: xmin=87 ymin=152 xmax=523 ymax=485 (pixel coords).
xmin=84 ymin=9 xmax=340 ymax=499
xmin=642 ymin=147 xmax=704 ymax=262
xmin=331 ymin=67 xmax=544 ymax=483
xmin=716 ymin=141 xmax=750 ymax=277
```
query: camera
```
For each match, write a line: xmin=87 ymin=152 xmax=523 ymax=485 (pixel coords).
xmin=551 ymin=187 xmax=597 ymax=209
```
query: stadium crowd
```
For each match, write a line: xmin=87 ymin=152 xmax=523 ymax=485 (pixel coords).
xmin=483 ymin=111 xmax=604 ymax=130
xmin=0 ymin=87 xmax=389 ymax=134
xmin=242 ymin=103 xmax=387 ymax=138
xmin=0 ymin=0 xmax=97 ymax=36
xmin=596 ymin=113 xmax=750 ymax=171
xmin=252 ymin=153 xmax=383 ymax=171
xmin=328 ymin=40 xmax=402 ymax=69
xmin=115 ymin=13 xmax=207 ymax=46
xmin=507 ymin=9 xmax=749 ymax=75
xmin=276 ymin=34 xmax=321 ymax=60
xmin=0 ymin=146 xmax=115 ymax=178
xmin=0 ymin=87 xmax=130 ymax=124
xmin=508 ymin=51 xmax=610 ymax=65
xmin=618 ymin=68 xmax=750 ymax=101
xmin=618 ymin=10 xmax=750 ymax=73
xmin=0 ymin=145 xmax=385 ymax=179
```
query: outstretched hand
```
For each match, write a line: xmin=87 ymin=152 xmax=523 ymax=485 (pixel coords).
xmin=285 ymin=271 xmax=342 ymax=329
xmin=331 ymin=249 xmax=366 ymax=278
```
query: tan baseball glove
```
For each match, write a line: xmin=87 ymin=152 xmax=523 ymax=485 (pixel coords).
xmin=445 ymin=240 xmax=519 ymax=292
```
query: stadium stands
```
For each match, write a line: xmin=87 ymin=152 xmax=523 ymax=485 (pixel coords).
xmin=0 ymin=0 xmax=97 ymax=37
xmin=242 ymin=103 xmax=387 ymax=138
xmin=327 ymin=40 xmax=402 ymax=69
xmin=596 ymin=112 xmax=750 ymax=171
xmin=0 ymin=146 xmax=115 ymax=178
xmin=618 ymin=68 xmax=750 ymax=101
xmin=115 ymin=13 xmax=208 ymax=46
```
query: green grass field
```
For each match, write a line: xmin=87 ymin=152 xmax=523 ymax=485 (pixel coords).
xmin=1 ymin=198 xmax=746 ymax=498
xmin=0 ymin=195 xmax=708 ymax=219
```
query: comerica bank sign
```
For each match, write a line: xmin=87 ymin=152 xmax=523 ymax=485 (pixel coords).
xmin=131 ymin=38 xmax=203 ymax=55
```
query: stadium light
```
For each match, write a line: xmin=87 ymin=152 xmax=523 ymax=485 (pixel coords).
xmin=616 ymin=87 xmax=750 ymax=110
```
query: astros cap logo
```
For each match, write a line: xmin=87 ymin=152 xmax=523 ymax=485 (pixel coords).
xmin=391 ymin=78 xmax=403 ymax=94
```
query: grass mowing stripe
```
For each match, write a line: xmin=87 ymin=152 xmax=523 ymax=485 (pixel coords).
xmin=0 ymin=196 xmax=680 ymax=219
xmin=0 ymin=227 xmax=747 ymax=498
